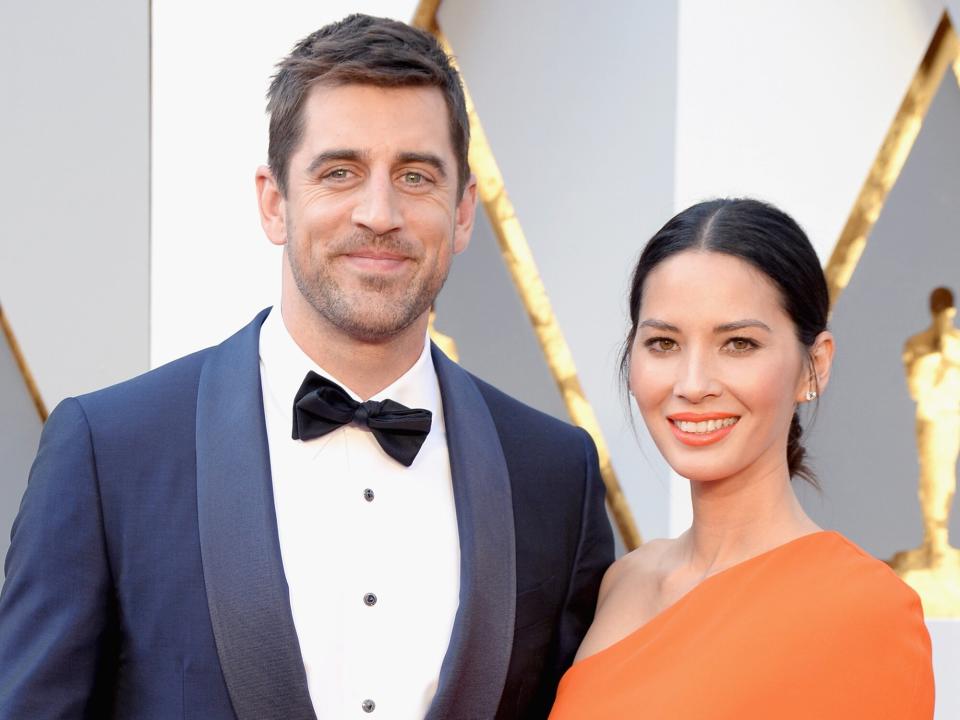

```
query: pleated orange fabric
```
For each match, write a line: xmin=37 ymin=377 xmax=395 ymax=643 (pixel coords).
xmin=549 ymin=532 xmax=934 ymax=720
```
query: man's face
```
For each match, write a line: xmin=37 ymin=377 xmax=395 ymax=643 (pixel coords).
xmin=267 ymin=83 xmax=475 ymax=342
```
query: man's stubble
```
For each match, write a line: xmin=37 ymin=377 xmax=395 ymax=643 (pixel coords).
xmin=286 ymin=221 xmax=452 ymax=343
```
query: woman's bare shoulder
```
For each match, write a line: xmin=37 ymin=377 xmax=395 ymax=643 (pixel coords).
xmin=574 ymin=538 xmax=680 ymax=663
xmin=596 ymin=537 xmax=676 ymax=608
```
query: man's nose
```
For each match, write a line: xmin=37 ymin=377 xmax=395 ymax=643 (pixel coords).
xmin=352 ymin=173 xmax=402 ymax=236
xmin=673 ymin=349 xmax=722 ymax=402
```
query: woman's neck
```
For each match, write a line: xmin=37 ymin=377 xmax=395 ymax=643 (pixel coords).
xmin=679 ymin=461 xmax=819 ymax=577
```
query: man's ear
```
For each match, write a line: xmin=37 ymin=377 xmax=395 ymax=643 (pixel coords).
xmin=256 ymin=165 xmax=287 ymax=246
xmin=452 ymin=174 xmax=478 ymax=255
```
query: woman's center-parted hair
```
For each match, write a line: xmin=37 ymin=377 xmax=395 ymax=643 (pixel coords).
xmin=621 ymin=198 xmax=830 ymax=486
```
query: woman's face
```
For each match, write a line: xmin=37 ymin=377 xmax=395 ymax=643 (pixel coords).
xmin=629 ymin=250 xmax=812 ymax=484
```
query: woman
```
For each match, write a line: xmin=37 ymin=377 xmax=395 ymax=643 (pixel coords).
xmin=550 ymin=199 xmax=934 ymax=719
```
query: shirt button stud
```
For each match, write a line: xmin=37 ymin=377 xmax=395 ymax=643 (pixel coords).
xmin=363 ymin=488 xmax=375 ymax=502
xmin=362 ymin=699 xmax=376 ymax=713
xmin=364 ymin=592 xmax=377 ymax=606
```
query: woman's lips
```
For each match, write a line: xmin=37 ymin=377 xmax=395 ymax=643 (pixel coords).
xmin=667 ymin=413 xmax=740 ymax=447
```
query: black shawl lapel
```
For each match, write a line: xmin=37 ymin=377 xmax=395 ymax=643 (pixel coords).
xmin=195 ymin=308 xmax=316 ymax=720
xmin=426 ymin=345 xmax=518 ymax=720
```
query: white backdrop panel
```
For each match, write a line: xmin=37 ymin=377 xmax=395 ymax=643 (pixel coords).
xmin=438 ymin=0 xmax=679 ymax=542
xmin=151 ymin=0 xmax=418 ymax=367
xmin=675 ymin=0 xmax=944 ymax=259
xmin=669 ymin=0 xmax=949 ymax=534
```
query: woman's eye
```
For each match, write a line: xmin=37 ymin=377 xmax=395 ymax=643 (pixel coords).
xmin=725 ymin=337 xmax=758 ymax=353
xmin=645 ymin=337 xmax=678 ymax=353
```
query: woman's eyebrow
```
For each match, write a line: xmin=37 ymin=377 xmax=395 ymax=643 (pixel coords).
xmin=639 ymin=319 xmax=773 ymax=333
xmin=638 ymin=319 xmax=680 ymax=332
xmin=714 ymin=319 xmax=772 ymax=333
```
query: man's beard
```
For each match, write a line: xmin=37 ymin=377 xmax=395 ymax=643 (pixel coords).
xmin=287 ymin=227 xmax=450 ymax=342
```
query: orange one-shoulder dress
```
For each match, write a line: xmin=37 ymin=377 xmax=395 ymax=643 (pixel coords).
xmin=549 ymin=531 xmax=933 ymax=719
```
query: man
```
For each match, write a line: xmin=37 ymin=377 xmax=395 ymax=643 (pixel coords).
xmin=0 ymin=14 xmax=613 ymax=720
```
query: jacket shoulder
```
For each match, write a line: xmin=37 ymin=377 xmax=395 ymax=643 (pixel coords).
xmin=70 ymin=309 xmax=269 ymax=428
xmin=71 ymin=346 xmax=212 ymax=427
xmin=468 ymin=373 xmax=590 ymax=450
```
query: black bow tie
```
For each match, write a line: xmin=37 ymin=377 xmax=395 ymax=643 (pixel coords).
xmin=292 ymin=371 xmax=433 ymax=467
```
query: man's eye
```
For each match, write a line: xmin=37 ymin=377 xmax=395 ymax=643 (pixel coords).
xmin=403 ymin=172 xmax=424 ymax=184
xmin=326 ymin=168 xmax=350 ymax=180
xmin=644 ymin=337 xmax=678 ymax=353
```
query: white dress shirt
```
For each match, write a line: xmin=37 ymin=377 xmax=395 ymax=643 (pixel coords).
xmin=258 ymin=307 xmax=461 ymax=719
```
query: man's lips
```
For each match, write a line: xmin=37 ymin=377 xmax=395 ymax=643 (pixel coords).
xmin=341 ymin=250 xmax=412 ymax=272
xmin=666 ymin=412 xmax=740 ymax=447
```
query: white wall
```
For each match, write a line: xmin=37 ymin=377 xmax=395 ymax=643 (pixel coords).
xmin=669 ymin=0 xmax=949 ymax=535
xmin=152 ymin=0 xmax=960 ymax=548
xmin=151 ymin=0 xmax=679 ymax=543
xmin=1 ymin=0 xmax=149 ymax=408
xmin=150 ymin=0 xmax=418 ymax=367
xmin=5 ymin=3 xmax=954 ymax=710
xmin=437 ymin=0 xmax=679 ymax=544
xmin=673 ymin=7 xmax=959 ymax=714
xmin=0 ymin=330 xmax=43 ymax=575
xmin=675 ymin=0 xmax=945 ymax=258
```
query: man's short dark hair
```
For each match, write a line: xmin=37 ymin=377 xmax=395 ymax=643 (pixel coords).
xmin=267 ymin=14 xmax=470 ymax=198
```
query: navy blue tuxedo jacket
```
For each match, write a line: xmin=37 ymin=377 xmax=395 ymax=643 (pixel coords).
xmin=0 ymin=310 xmax=613 ymax=719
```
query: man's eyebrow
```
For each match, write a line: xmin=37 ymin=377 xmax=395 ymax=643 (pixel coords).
xmin=303 ymin=149 xmax=449 ymax=179
xmin=714 ymin=319 xmax=772 ymax=333
xmin=638 ymin=319 xmax=680 ymax=332
xmin=305 ymin=149 xmax=367 ymax=176
xmin=396 ymin=152 xmax=448 ymax=178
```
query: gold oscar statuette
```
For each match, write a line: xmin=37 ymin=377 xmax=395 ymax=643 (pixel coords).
xmin=889 ymin=287 xmax=960 ymax=616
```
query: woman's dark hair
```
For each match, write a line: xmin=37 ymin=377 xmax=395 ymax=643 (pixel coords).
xmin=621 ymin=198 xmax=829 ymax=486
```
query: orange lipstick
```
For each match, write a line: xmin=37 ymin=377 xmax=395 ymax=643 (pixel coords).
xmin=667 ymin=412 xmax=739 ymax=447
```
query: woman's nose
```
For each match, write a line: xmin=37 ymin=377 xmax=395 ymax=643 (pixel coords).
xmin=673 ymin=350 xmax=722 ymax=402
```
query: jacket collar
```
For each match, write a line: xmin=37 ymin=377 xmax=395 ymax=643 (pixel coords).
xmin=196 ymin=310 xmax=517 ymax=720
xmin=426 ymin=345 xmax=516 ymax=720
xmin=196 ymin=308 xmax=317 ymax=720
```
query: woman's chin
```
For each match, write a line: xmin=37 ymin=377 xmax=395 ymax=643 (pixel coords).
xmin=662 ymin=456 xmax=740 ymax=485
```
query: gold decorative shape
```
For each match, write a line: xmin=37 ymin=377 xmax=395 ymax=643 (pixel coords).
xmin=0 ymin=302 xmax=48 ymax=423
xmin=825 ymin=13 xmax=958 ymax=308
xmin=819 ymin=11 xmax=960 ymax=615
xmin=429 ymin=308 xmax=460 ymax=363
xmin=412 ymin=1 xmax=642 ymax=549
xmin=889 ymin=287 xmax=960 ymax=617
xmin=411 ymin=0 xmax=441 ymax=33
